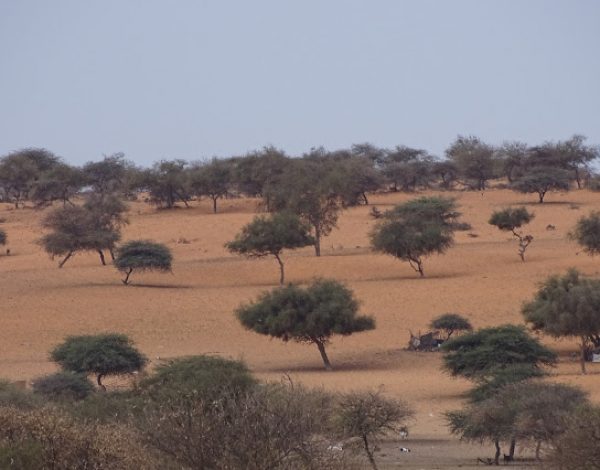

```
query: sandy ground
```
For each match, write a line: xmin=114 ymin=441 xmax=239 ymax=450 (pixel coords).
xmin=1 ymin=188 xmax=599 ymax=468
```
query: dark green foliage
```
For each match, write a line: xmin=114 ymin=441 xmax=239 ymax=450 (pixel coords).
xmin=236 ymin=279 xmax=375 ymax=369
xmin=0 ymin=229 xmax=6 ymax=246
xmin=467 ymin=364 xmax=545 ymax=402
xmin=430 ymin=313 xmax=473 ymax=340
xmin=446 ymin=136 xmax=496 ymax=190
xmin=571 ymin=211 xmax=600 ymax=256
xmin=67 ymin=390 xmax=143 ymax=424
xmin=334 ymin=390 xmax=413 ymax=470
xmin=51 ymin=334 xmax=147 ymax=389
xmin=32 ymin=372 xmax=95 ymax=401
xmin=511 ymin=166 xmax=571 ymax=203
xmin=549 ymin=405 xmax=600 ymax=469
xmin=190 ymin=158 xmax=232 ymax=213
xmin=138 ymin=355 xmax=256 ymax=400
xmin=39 ymin=204 xmax=122 ymax=268
xmin=441 ymin=325 xmax=557 ymax=381
xmin=334 ymin=154 xmax=383 ymax=205
xmin=114 ymin=240 xmax=172 ymax=285
xmin=370 ymin=196 xmax=459 ymax=277
xmin=226 ymin=212 xmax=314 ymax=284
xmin=232 ymin=146 xmax=289 ymax=201
xmin=489 ymin=207 xmax=533 ymax=231
xmin=522 ymin=269 xmax=600 ymax=373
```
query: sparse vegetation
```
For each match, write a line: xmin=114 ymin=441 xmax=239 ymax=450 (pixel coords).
xmin=226 ymin=212 xmax=314 ymax=284
xmin=489 ymin=207 xmax=534 ymax=261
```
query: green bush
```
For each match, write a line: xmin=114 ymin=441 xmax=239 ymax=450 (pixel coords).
xmin=138 ymin=355 xmax=256 ymax=400
xmin=32 ymin=371 xmax=94 ymax=401
xmin=0 ymin=380 xmax=41 ymax=410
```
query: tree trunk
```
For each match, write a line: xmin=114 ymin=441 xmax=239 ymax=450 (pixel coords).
xmin=362 ymin=435 xmax=378 ymax=470
xmin=274 ymin=254 xmax=285 ymax=285
xmin=122 ymin=267 xmax=133 ymax=285
xmin=212 ymin=196 xmax=218 ymax=214
xmin=314 ymin=339 xmax=332 ymax=370
xmin=494 ymin=440 xmax=501 ymax=466
xmin=408 ymin=258 xmax=424 ymax=277
xmin=97 ymin=373 xmax=106 ymax=392
xmin=58 ymin=251 xmax=73 ymax=268
xmin=535 ymin=440 xmax=542 ymax=460
xmin=580 ymin=337 xmax=587 ymax=374
xmin=109 ymin=249 xmax=115 ymax=261
xmin=538 ymin=191 xmax=546 ymax=203
xmin=362 ymin=192 xmax=369 ymax=205
xmin=314 ymin=227 xmax=321 ymax=257
xmin=97 ymin=250 xmax=106 ymax=266
xmin=508 ymin=439 xmax=516 ymax=460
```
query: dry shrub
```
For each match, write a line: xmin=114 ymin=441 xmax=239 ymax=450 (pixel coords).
xmin=137 ymin=380 xmax=351 ymax=469
xmin=0 ymin=405 xmax=155 ymax=469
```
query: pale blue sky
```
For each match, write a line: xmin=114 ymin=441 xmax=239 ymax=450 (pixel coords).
xmin=1 ymin=1 xmax=598 ymax=165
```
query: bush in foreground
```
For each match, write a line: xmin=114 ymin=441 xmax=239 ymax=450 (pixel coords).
xmin=32 ymin=371 xmax=94 ymax=401
xmin=114 ymin=240 xmax=173 ymax=285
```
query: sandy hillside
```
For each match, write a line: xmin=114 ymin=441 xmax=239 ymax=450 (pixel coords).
xmin=1 ymin=188 xmax=599 ymax=468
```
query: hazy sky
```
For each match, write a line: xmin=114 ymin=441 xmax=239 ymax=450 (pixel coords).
xmin=1 ymin=1 xmax=599 ymax=166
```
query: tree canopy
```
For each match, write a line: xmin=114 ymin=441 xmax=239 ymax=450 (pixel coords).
xmin=511 ymin=166 xmax=571 ymax=203
xmin=522 ymin=269 xmax=600 ymax=373
xmin=51 ymin=334 xmax=147 ymax=390
xmin=370 ymin=196 xmax=459 ymax=277
xmin=571 ymin=211 xmax=600 ymax=256
xmin=114 ymin=240 xmax=173 ymax=285
xmin=430 ymin=313 xmax=473 ymax=340
xmin=489 ymin=207 xmax=534 ymax=261
xmin=226 ymin=212 xmax=314 ymax=284
xmin=441 ymin=325 xmax=557 ymax=381
xmin=235 ymin=279 xmax=375 ymax=369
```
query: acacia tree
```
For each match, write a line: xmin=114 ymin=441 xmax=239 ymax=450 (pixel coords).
xmin=144 ymin=159 xmax=192 ymax=209
xmin=334 ymin=391 xmax=413 ymax=470
xmin=235 ymin=279 xmax=375 ymax=369
xmin=571 ymin=211 xmax=600 ymax=256
xmin=39 ymin=205 xmax=121 ymax=268
xmin=225 ymin=212 xmax=314 ymax=285
xmin=430 ymin=313 xmax=473 ymax=340
xmin=522 ymin=269 xmax=600 ymax=374
xmin=51 ymin=334 xmax=147 ymax=390
xmin=489 ymin=207 xmax=534 ymax=261
xmin=370 ymin=196 xmax=459 ymax=277
xmin=114 ymin=240 xmax=173 ymax=285
xmin=442 ymin=325 xmax=557 ymax=381
xmin=30 ymin=163 xmax=85 ymax=207
xmin=446 ymin=381 xmax=587 ymax=464
xmin=190 ymin=158 xmax=232 ymax=213
xmin=0 ymin=148 xmax=60 ymax=208
xmin=445 ymin=136 xmax=496 ymax=190
xmin=270 ymin=155 xmax=345 ymax=257
xmin=511 ymin=166 xmax=571 ymax=203
xmin=550 ymin=405 xmax=600 ymax=469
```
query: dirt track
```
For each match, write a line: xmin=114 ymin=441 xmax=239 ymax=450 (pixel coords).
xmin=1 ymin=188 xmax=599 ymax=467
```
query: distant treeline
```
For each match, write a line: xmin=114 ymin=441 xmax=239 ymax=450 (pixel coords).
xmin=0 ymin=135 xmax=598 ymax=212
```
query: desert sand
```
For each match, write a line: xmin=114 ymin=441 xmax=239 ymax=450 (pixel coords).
xmin=1 ymin=188 xmax=599 ymax=468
